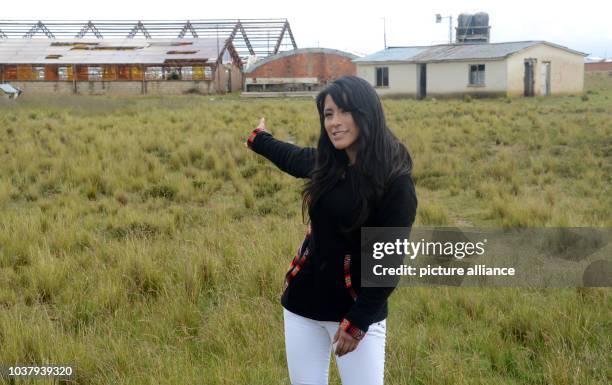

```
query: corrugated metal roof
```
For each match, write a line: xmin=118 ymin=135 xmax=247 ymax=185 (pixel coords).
xmin=352 ymin=47 xmax=428 ymax=63
xmin=0 ymin=19 xmax=297 ymax=59
xmin=0 ymin=38 xmax=228 ymax=64
xmin=0 ymin=83 xmax=20 ymax=93
xmin=245 ymin=47 xmax=359 ymax=73
xmin=354 ymin=41 xmax=587 ymax=64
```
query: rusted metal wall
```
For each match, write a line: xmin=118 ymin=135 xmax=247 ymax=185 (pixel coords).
xmin=131 ymin=65 xmax=143 ymax=80
xmin=193 ymin=66 xmax=204 ymax=80
xmin=44 ymin=65 xmax=59 ymax=81
xmin=103 ymin=65 xmax=117 ymax=81
xmin=17 ymin=65 xmax=32 ymax=81
xmin=118 ymin=65 xmax=131 ymax=80
xmin=0 ymin=63 xmax=224 ymax=83
xmin=66 ymin=66 xmax=74 ymax=81
xmin=5 ymin=65 xmax=17 ymax=80
xmin=76 ymin=65 xmax=89 ymax=81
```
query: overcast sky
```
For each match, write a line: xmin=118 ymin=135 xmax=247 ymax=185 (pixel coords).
xmin=4 ymin=0 xmax=611 ymax=58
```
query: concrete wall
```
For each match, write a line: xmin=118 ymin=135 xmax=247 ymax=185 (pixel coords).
xmin=229 ymin=64 xmax=243 ymax=92
xmin=356 ymin=63 xmax=417 ymax=96
xmin=144 ymin=81 xmax=215 ymax=95
xmin=427 ymin=60 xmax=507 ymax=97
xmin=506 ymin=44 xmax=585 ymax=96
xmin=8 ymin=81 xmax=75 ymax=95
xmin=9 ymin=80 xmax=216 ymax=95
xmin=244 ymin=77 xmax=320 ymax=92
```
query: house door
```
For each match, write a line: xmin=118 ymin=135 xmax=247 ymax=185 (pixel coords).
xmin=540 ymin=62 xmax=551 ymax=96
xmin=417 ymin=64 xmax=427 ymax=99
xmin=524 ymin=59 xmax=536 ymax=97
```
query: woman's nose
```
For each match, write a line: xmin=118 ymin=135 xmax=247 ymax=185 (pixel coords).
xmin=330 ymin=115 xmax=341 ymax=127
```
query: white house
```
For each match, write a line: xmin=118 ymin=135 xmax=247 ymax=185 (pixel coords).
xmin=354 ymin=41 xmax=586 ymax=98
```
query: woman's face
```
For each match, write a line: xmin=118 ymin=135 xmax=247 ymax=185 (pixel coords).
xmin=323 ymin=94 xmax=360 ymax=154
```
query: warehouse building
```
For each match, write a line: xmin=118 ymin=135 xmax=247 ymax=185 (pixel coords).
xmin=0 ymin=38 xmax=244 ymax=95
xmin=243 ymin=48 xmax=357 ymax=94
xmin=0 ymin=19 xmax=297 ymax=95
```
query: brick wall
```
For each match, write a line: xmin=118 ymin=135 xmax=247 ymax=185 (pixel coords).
xmin=585 ymin=62 xmax=612 ymax=72
xmin=247 ymin=52 xmax=356 ymax=82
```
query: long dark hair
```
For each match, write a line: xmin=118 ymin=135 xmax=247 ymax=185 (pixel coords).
xmin=303 ymin=76 xmax=413 ymax=231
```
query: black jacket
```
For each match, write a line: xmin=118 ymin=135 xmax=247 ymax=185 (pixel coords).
xmin=248 ymin=129 xmax=417 ymax=339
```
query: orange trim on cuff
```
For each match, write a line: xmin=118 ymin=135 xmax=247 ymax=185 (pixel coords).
xmin=340 ymin=318 xmax=366 ymax=340
xmin=246 ymin=127 xmax=264 ymax=149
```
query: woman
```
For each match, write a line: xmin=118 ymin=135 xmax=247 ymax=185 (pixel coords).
xmin=245 ymin=76 xmax=417 ymax=385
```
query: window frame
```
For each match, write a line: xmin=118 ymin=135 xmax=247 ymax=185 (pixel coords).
xmin=87 ymin=66 xmax=102 ymax=81
xmin=145 ymin=66 xmax=163 ymax=80
xmin=58 ymin=66 xmax=69 ymax=81
xmin=32 ymin=66 xmax=45 ymax=81
xmin=203 ymin=66 xmax=213 ymax=81
xmin=165 ymin=66 xmax=181 ymax=80
xmin=181 ymin=66 xmax=193 ymax=80
xmin=468 ymin=64 xmax=486 ymax=86
xmin=375 ymin=66 xmax=389 ymax=87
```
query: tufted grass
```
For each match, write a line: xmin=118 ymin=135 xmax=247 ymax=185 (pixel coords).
xmin=0 ymin=74 xmax=610 ymax=384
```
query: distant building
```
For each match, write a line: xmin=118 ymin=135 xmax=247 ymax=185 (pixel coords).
xmin=243 ymin=48 xmax=357 ymax=93
xmin=585 ymin=60 xmax=612 ymax=72
xmin=0 ymin=19 xmax=298 ymax=95
xmin=0 ymin=38 xmax=243 ymax=95
xmin=354 ymin=41 xmax=586 ymax=98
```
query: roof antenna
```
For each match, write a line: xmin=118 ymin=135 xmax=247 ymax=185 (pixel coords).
xmin=382 ymin=18 xmax=387 ymax=49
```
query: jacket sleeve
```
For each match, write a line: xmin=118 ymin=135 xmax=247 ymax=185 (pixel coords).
xmin=340 ymin=173 xmax=418 ymax=339
xmin=247 ymin=128 xmax=316 ymax=179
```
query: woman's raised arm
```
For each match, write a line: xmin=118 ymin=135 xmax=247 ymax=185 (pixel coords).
xmin=246 ymin=117 xmax=316 ymax=179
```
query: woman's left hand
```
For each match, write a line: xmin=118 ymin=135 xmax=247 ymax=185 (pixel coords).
xmin=333 ymin=327 xmax=360 ymax=357
xmin=245 ymin=117 xmax=267 ymax=148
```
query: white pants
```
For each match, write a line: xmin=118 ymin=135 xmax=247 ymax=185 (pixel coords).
xmin=283 ymin=308 xmax=386 ymax=385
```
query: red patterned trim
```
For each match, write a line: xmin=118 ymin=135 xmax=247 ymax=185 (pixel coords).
xmin=284 ymin=226 xmax=312 ymax=289
xmin=343 ymin=254 xmax=358 ymax=300
xmin=246 ymin=127 xmax=264 ymax=149
xmin=340 ymin=318 xmax=366 ymax=341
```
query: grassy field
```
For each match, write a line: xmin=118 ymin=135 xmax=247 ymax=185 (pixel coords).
xmin=0 ymin=73 xmax=610 ymax=384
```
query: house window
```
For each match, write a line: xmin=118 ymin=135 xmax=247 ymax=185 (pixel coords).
xmin=58 ymin=66 xmax=69 ymax=80
xmin=32 ymin=66 xmax=45 ymax=80
xmin=204 ymin=67 xmax=212 ymax=80
xmin=165 ymin=67 xmax=180 ymax=80
xmin=375 ymin=67 xmax=389 ymax=87
xmin=181 ymin=67 xmax=193 ymax=80
xmin=469 ymin=64 xmax=485 ymax=85
xmin=88 ymin=66 xmax=102 ymax=80
xmin=145 ymin=67 xmax=163 ymax=80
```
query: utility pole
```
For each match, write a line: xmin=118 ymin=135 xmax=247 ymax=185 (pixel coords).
xmin=435 ymin=14 xmax=453 ymax=43
xmin=382 ymin=17 xmax=387 ymax=49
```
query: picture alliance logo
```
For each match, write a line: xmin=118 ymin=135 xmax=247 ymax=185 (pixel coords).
xmin=372 ymin=238 xmax=488 ymax=260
